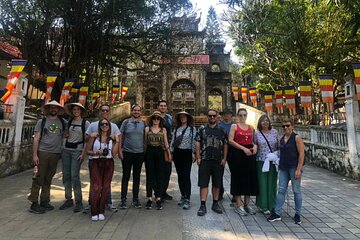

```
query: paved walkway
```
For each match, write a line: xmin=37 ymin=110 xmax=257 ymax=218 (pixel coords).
xmin=0 ymin=159 xmax=360 ymax=239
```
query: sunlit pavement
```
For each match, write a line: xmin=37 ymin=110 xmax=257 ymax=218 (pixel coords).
xmin=0 ymin=157 xmax=360 ymax=239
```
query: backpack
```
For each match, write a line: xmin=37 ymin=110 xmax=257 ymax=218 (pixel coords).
xmin=40 ymin=116 xmax=66 ymax=139
xmin=67 ymin=118 xmax=87 ymax=144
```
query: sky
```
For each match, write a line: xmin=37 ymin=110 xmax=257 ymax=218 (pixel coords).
xmin=190 ymin=0 xmax=237 ymax=61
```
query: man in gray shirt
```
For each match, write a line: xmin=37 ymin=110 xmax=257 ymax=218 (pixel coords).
xmin=28 ymin=100 xmax=66 ymax=214
xmin=118 ymin=104 xmax=145 ymax=209
xmin=84 ymin=103 xmax=120 ymax=212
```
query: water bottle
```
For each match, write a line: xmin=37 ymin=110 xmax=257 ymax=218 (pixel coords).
xmin=32 ymin=165 xmax=38 ymax=180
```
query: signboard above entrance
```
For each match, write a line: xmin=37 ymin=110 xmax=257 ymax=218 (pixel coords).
xmin=160 ymin=55 xmax=210 ymax=65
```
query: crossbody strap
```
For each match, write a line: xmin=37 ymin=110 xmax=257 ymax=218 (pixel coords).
xmin=260 ymin=130 xmax=273 ymax=153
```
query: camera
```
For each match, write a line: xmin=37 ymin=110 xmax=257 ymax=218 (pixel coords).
xmin=102 ymin=148 xmax=109 ymax=156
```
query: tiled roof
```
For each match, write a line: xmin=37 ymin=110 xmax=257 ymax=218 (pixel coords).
xmin=0 ymin=41 xmax=21 ymax=58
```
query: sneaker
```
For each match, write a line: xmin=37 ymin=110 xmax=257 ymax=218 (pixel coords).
xmin=177 ymin=196 xmax=185 ymax=206
xmin=244 ymin=205 xmax=256 ymax=215
xmin=119 ymin=198 xmax=127 ymax=209
xmin=267 ymin=212 xmax=281 ymax=222
xmin=98 ymin=213 xmax=105 ymax=221
xmin=263 ymin=210 xmax=271 ymax=215
xmin=91 ymin=215 xmax=98 ymax=221
xmin=73 ymin=202 xmax=83 ymax=213
xmin=145 ymin=200 xmax=153 ymax=209
xmin=294 ymin=214 xmax=302 ymax=224
xmin=163 ymin=193 xmax=173 ymax=200
xmin=83 ymin=205 xmax=90 ymax=214
xmin=156 ymin=200 xmax=163 ymax=210
xmin=59 ymin=199 xmax=73 ymax=210
xmin=197 ymin=205 xmax=207 ymax=216
xmin=234 ymin=206 xmax=248 ymax=216
xmin=182 ymin=199 xmax=190 ymax=210
xmin=107 ymin=203 xmax=118 ymax=212
xmin=40 ymin=201 xmax=55 ymax=211
xmin=29 ymin=202 xmax=45 ymax=214
xmin=211 ymin=202 xmax=223 ymax=214
xmin=132 ymin=199 xmax=142 ymax=209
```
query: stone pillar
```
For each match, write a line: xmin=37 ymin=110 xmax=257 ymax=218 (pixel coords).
xmin=7 ymin=75 xmax=27 ymax=146
xmin=344 ymin=78 xmax=360 ymax=166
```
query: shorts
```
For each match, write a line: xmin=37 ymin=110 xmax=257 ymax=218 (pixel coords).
xmin=198 ymin=160 xmax=223 ymax=188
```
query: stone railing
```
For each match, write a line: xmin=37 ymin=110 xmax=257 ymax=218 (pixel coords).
xmin=274 ymin=123 xmax=357 ymax=179
xmin=0 ymin=120 xmax=14 ymax=146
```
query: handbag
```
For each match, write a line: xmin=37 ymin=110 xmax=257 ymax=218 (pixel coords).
xmin=173 ymin=126 xmax=188 ymax=148
xmin=164 ymin=149 xmax=170 ymax=161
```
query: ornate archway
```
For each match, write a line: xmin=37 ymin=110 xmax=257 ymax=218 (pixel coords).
xmin=144 ymin=88 xmax=160 ymax=115
xmin=171 ymin=79 xmax=196 ymax=115
xmin=208 ymin=88 xmax=223 ymax=112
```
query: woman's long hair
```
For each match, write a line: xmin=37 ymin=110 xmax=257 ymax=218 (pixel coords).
xmin=98 ymin=118 xmax=112 ymax=141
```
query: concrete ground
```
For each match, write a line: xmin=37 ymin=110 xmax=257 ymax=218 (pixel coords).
xmin=0 ymin=158 xmax=360 ymax=240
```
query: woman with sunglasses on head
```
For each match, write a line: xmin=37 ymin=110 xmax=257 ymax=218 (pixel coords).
xmin=86 ymin=118 xmax=118 ymax=221
xmin=144 ymin=111 xmax=171 ymax=210
xmin=267 ymin=117 xmax=304 ymax=225
xmin=170 ymin=111 xmax=196 ymax=210
xmin=254 ymin=115 xmax=279 ymax=215
xmin=228 ymin=108 xmax=259 ymax=216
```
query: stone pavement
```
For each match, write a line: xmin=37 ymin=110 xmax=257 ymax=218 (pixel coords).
xmin=0 ymin=158 xmax=360 ymax=240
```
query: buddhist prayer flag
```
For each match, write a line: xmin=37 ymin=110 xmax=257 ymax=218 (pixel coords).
xmin=99 ymin=88 xmax=106 ymax=103
xmin=249 ymin=87 xmax=257 ymax=107
xmin=299 ymin=81 xmax=312 ymax=116
xmin=232 ymin=86 xmax=239 ymax=101
xmin=284 ymin=86 xmax=296 ymax=115
xmin=319 ymin=74 xmax=334 ymax=113
xmin=0 ymin=59 xmax=27 ymax=103
xmin=45 ymin=72 xmax=57 ymax=103
xmin=59 ymin=79 xmax=74 ymax=106
xmin=70 ymin=83 xmax=81 ymax=95
xmin=112 ymin=85 xmax=120 ymax=103
xmin=352 ymin=63 xmax=360 ymax=111
xmin=264 ymin=92 xmax=273 ymax=116
xmin=241 ymin=86 xmax=248 ymax=103
xmin=121 ymin=86 xmax=128 ymax=100
xmin=78 ymin=85 xmax=89 ymax=106
xmin=90 ymin=91 xmax=100 ymax=110
xmin=275 ymin=87 xmax=284 ymax=114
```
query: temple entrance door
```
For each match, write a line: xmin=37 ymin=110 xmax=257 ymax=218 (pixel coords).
xmin=171 ymin=80 xmax=196 ymax=115
xmin=208 ymin=88 xmax=223 ymax=112
xmin=144 ymin=88 xmax=160 ymax=115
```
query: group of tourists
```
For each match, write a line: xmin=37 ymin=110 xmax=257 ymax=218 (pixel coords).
xmin=27 ymin=99 xmax=305 ymax=225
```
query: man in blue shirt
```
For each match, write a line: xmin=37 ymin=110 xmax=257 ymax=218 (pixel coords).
xmin=218 ymin=109 xmax=236 ymax=202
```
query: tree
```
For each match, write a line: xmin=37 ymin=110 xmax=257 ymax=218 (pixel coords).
xmin=204 ymin=6 xmax=223 ymax=50
xmin=0 ymin=0 xmax=192 ymax=100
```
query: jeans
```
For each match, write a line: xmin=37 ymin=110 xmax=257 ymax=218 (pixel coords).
xmin=121 ymin=152 xmax=144 ymax=200
xmin=62 ymin=149 xmax=82 ymax=202
xmin=274 ymin=167 xmax=302 ymax=216
xmin=28 ymin=151 xmax=61 ymax=203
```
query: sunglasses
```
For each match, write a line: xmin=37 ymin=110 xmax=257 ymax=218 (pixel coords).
xmin=208 ymin=115 xmax=217 ymax=118
xmin=238 ymin=114 xmax=247 ymax=117
xmin=152 ymin=117 xmax=161 ymax=120
xmin=100 ymin=122 xmax=109 ymax=126
xmin=282 ymin=124 xmax=291 ymax=128
xmin=101 ymin=109 xmax=109 ymax=112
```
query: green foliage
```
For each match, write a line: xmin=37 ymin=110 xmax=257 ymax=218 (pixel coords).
xmin=227 ymin=0 xmax=360 ymax=90
xmin=0 ymin=0 xmax=192 ymax=99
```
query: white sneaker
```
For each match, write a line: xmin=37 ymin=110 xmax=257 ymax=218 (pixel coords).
xmin=91 ymin=215 xmax=98 ymax=221
xmin=98 ymin=214 xmax=105 ymax=221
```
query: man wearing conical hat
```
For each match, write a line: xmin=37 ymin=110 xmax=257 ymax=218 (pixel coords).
xmin=28 ymin=100 xmax=66 ymax=214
